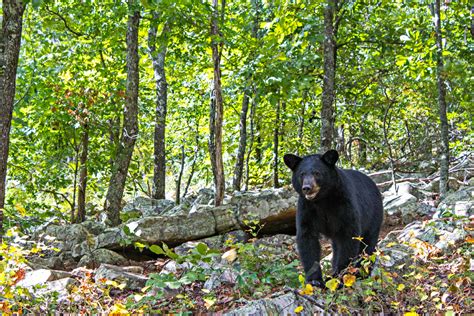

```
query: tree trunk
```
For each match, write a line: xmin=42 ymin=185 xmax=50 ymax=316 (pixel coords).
xmin=0 ymin=0 xmax=26 ymax=237
xmin=76 ymin=123 xmax=89 ymax=223
xmin=433 ymin=0 xmax=449 ymax=199
xmin=232 ymin=90 xmax=250 ymax=191
xmin=175 ymin=146 xmax=185 ymax=204
xmin=245 ymin=89 xmax=257 ymax=191
xmin=358 ymin=122 xmax=367 ymax=166
xmin=320 ymin=0 xmax=337 ymax=152
xmin=273 ymin=99 xmax=281 ymax=188
xmin=298 ymin=91 xmax=307 ymax=154
xmin=148 ymin=12 xmax=169 ymax=200
xmin=104 ymin=3 xmax=140 ymax=226
xmin=209 ymin=0 xmax=225 ymax=206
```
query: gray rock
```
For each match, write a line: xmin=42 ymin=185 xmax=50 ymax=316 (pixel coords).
xmin=40 ymin=223 xmax=91 ymax=251
xmin=80 ymin=220 xmax=107 ymax=235
xmin=16 ymin=269 xmax=72 ymax=288
xmin=122 ymin=197 xmax=176 ymax=220
xmin=94 ymin=263 xmax=148 ymax=291
xmin=397 ymin=218 xmax=468 ymax=253
xmin=77 ymin=249 xmax=129 ymax=268
xmin=28 ymin=256 xmax=63 ymax=270
xmin=232 ymin=188 xmax=298 ymax=234
xmin=383 ymin=192 xmax=418 ymax=224
xmin=435 ymin=186 xmax=473 ymax=218
xmin=224 ymin=292 xmax=325 ymax=315
xmin=41 ymin=277 xmax=77 ymax=297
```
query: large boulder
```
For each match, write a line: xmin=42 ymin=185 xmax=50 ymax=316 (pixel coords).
xmin=121 ymin=197 xmax=176 ymax=220
xmin=224 ymin=291 xmax=325 ymax=315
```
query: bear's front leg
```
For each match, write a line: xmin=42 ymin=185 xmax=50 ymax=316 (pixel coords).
xmin=296 ymin=227 xmax=323 ymax=287
xmin=331 ymin=236 xmax=360 ymax=276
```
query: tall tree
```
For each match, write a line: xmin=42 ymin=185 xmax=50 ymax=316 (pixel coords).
xmin=148 ymin=12 xmax=169 ymax=200
xmin=320 ymin=0 xmax=337 ymax=152
xmin=104 ymin=1 xmax=140 ymax=226
xmin=0 ymin=0 xmax=26 ymax=236
xmin=209 ymin=0 xmax=225 ymax=206
xmin=432 ymin=0 xmax=449 ymax=198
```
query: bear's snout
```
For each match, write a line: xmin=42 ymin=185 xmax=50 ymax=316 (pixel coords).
xmin=302 ymin=177 xmax=320 ymax=200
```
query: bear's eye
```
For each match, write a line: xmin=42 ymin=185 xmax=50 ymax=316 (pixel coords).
xmin=313 ymin=171 xmax=321 ymax=177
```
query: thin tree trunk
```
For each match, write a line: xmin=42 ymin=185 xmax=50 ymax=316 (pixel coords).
xmin=175 ymin=146 xmax=185 ymax=204
xmin=433 ymin=0 xmax=449 ymax=199
xmin=76 ymin=123 xmax=89 ymax=223
xmin=245 ymin=90 xmax=257 ymax=191
xmin=104 ymin=3 xmax=140 ymax=226
xmin=232 ymin=90 xmax=249 ymax=191
xmin=336 ymin=124 xmax=345 ymax=159
xmin=320 ymin=0 xmax=337 ymax=152
xmin=209 ymin=0 xmax=225 ymax=206
xmin=71 ymin=137 xmax=79 ymax=222
xmin=298 ymin=91 xmax=307 ymax=154
xmin=273 ymin=99 xmax=281 ymax=188
xmin=358 ymin=122 xmax=367 ymax=166
xmin=148 ymin=12 xmax=169 ymax=200
xmin=0 ymin=0 xmax=26 ymax=237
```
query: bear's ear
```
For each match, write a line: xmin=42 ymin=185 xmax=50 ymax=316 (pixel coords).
xmin=283 ymin=154 xmax=302 ymax=171
xmin=322 ymin=150 xmax=339 ymax=167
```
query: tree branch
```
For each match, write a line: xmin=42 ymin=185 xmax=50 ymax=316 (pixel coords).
xmin=45 ymin=6 xmax=86 ymax=37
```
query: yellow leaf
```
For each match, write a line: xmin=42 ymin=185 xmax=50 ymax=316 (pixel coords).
xmin=404 ymin=312 xmax=419 ymax=316
xmin=299 ymin=283 xmax=314 ymax=295
xmin=397 ymin=284 xmax=405 ymax=291
xmin=204 ymin=298 xmax=216 ymax=309
xmin=325 ymin=278 xmax=340 ymax=292
xmin=221 ymin=248 xmax=237 ymax=263
xmin=134 ymin=294 xmax=144 ymax=302
xmin=343 ymin=274 xmax=356 ymax=287
xmin=466 ymin=236 xmax=474 ymax=243
xmin=15 ymin=204 xmax=27 ymax=216
xmin=294 ymin=306 xmax=304 ymax=313
xmin=108 ymin=303 xmax=129 ymax=315
xmin=352 ymin=236 xmax=364 ymax=241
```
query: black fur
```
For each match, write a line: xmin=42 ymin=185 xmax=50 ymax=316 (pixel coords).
xmin=284 ymin=150 xmax=383 ymax=286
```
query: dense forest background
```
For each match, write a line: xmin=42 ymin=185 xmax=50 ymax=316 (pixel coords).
xmin=1 ymin=0 xmax=472 ymax=231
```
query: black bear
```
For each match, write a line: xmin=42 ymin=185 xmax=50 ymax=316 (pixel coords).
xmin=284 ymin=150 xmax=383 ymax=287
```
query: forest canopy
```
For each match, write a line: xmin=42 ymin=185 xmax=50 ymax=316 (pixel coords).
xmin=0 ymin=0 xmax=472 ymax=230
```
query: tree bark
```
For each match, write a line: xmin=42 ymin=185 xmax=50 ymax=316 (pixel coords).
xmin=232 ymin=89 xmax=250 ymax=191
xmin=175 ymin=145 xmax=185 ymax=204
xmin=76 ymin=123 xmax=89 ymax=223
xmin=433 ymin=0 xmax=449 ymax=199
xmin=245 ymin=89 xmax=257 ymax=191
xmin=209 ymin=0 xmax=225 ymax=206
xmin=320 ymin=0 xmax=337 ymax=152
xmin=273 ymin=99 xmax=281 ymax=188
xmin=148 ymin=12 xmax=169 ymax=200
xmin=0 ymin=0 xmax=26 ymax=237
xmin=104 ymin=2 xmax=140 ymax=226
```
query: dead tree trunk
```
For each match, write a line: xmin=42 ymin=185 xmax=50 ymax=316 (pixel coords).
xmin=320 ymin=0 xmax=337 ymax=152
xmin=0 ymin=0 xmax=26 ymax=237
xmin=148 ymin=12 xmax=169 ymax=200
xmin=209 ymin=0 xmax=225 ymax=206
xmin=104 ymin=3 xmax=140 ymax=226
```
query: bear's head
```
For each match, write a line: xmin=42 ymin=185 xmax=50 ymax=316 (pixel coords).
xmin=283 ymin=150 xmax=339 ymax=201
